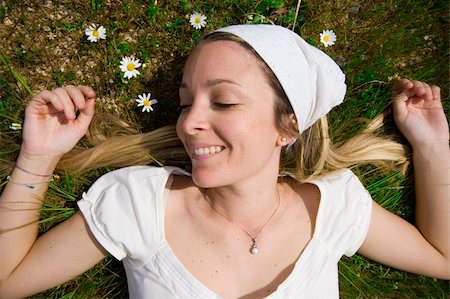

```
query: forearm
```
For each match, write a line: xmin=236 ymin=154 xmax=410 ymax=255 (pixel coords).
xmin=0 ymin=152 xmax=60 ymax=282
xmin=413 ymin=142 xmax=449 ymax=260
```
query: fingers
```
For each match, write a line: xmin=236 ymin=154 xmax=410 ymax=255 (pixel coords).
xmin=76 ymin=98 xmax=96 ymax=129
xmin=77 ymin=85 xmax=96 ymax=100
xmin=30 ymin=85 xmax=96 ymax=120
xmin=54 ymin=87 xmax=76 ymax=120
xmin=411 ymin=80 xmax=433 ymax=101
xmin=431 ymin=85 xmax=441 ymax=102
xmin=393 ymin=78 xmax=438 ymax=102
xmin=31 ymin=90 xmax=65 ymax=111
xmin=392 ymin=78 xmax=413 ymax=98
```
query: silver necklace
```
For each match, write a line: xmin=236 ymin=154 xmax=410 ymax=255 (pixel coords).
xmin=204 ymin=188 xmax=281 ymax=255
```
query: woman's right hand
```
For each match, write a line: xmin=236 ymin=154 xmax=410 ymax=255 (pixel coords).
xmin=20 ymin=85 xmax=96 ymax=160
xmin=0 ymin=87 xmax=103 ymax=298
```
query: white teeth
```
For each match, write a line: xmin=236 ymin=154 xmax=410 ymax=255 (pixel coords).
xmin=193 ymin=146 xmax=223 ymax=156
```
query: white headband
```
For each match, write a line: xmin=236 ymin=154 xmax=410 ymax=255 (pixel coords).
xmin=216 ymin=24 xmax=346 ymax=132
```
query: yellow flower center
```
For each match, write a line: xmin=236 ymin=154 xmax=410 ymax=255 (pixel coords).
xmin=323 ymin=35 xmax=330 ymax=42
xmin=127 ymin=63 xmax=135 ymax=71
xmin=143 ymin=99 xmax=150 ymax=106
xmin=93 ymin=30 xmax=99 ymax=37
xmin=195 ymin=17 xmax=201 ymax=23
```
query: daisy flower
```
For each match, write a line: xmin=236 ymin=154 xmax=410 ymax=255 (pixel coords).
xmin=189 ymin=12 xmax=207 ymax=30
xmin=47 ymin=32 xmax=56 ymax=40
xmin=9 ymin=122 xmax=22 ymax=130
xmin=120 ymin=56 xmax=142 ymax=79
xmin=319 ymin=29 xmax=337 ymax=47
xmin=136 ymin=93 xmax=158 ymax=112
xmin=85 ymin=24 xmax=106 ymax=42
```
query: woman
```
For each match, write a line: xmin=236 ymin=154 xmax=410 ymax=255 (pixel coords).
xmin=0 ymin=25 xmax=448 ymax=298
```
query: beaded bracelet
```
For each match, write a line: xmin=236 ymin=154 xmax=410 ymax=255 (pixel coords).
xmin=6 ymin=175 xmax=55 ymax=189
xmin=15 ymin=164 xmax=53 ymax=178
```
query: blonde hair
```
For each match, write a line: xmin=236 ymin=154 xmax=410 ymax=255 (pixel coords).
xmin=58 ymin=114 xmax=189 ymax=172
xmin=56 ymin=33 xmax=409 ymax=180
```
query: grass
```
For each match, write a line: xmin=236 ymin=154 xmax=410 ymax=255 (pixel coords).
xmin=0 ymin=0 xmax=448 ymax=298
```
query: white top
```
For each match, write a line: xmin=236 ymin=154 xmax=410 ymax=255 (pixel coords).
xmin=78 ymin=166 xmax=372 ymax=299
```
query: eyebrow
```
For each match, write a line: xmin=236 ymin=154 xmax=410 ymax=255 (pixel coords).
xmin=179 ymin=78 xmax=242 ymax=89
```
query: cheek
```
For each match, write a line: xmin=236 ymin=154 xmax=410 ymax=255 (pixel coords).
xmin=175 ymin=116 xmax=186 ymax=144
xmin=230 ymin=119 xmax=275 ymax=147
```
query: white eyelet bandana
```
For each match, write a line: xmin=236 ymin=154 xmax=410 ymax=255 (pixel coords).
xmin=216 ymin=24 xmax=346 ymax=132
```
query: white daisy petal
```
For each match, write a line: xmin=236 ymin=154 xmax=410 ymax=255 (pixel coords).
xmin=320 ymin=29 xmax=337 ymax=47
xmin=120 ymin=56 xmax=142 ymax=79
xmin=189 ymin=12 xmax=207 ymax=30
xmin=85 ymin=24 xmax=107 ymax=42
xmin=135 ymin=92 xmax=158 ymax=113
xmin=9 ymin=122 xmax=22 ymax=130
xmin=98 ymin=26 xmax=106 ymax=37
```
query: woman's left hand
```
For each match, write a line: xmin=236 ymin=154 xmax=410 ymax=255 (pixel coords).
xmin=392 ymin=78 xmax=449 ymax=150
xmin=364 ymin=79 xmax=450 ymax=280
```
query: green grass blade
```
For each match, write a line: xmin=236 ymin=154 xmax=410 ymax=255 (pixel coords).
xmin=0 ymin=47 xmax=33 ymax=95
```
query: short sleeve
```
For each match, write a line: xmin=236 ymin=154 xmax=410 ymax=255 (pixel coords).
xmin=308 ymin=169 xmax=373 ymax=258
xmin=341 ymin=172 xmax=372 ymax=256
xmin=77 ymin=166 xmax=178 ymax=267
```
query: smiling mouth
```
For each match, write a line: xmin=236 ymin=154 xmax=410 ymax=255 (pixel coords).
xmin=192 ymin=146 xmax=224 ymax=156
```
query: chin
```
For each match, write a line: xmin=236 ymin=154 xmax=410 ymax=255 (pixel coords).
xmin=190 ymin=167 xmax=227 ymax=189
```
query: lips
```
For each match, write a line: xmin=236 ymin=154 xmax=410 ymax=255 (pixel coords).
xmin=192 ymin=145 xmax=224 ymax=156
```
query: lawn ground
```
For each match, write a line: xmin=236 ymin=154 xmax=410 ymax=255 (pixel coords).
xmin=0 ymin=0 xmax=449 ymax=298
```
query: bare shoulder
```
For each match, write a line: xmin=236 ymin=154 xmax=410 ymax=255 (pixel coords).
xmin=281 ymin=176 xmax=320 ymax=205
xmin=279 ymin=176 xmax=320 ymax=225
xmin=166 ymin=174 xmax=204 ymax=213
xmin=169 ymin=174 xmax=201 ymax=199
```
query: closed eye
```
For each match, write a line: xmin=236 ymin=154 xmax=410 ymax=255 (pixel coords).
xmin=213 ymin=103 xmax=238 ymax=109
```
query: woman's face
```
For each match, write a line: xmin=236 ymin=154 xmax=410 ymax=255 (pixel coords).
xmin=176 ymin=40 xmax=283 ymax=188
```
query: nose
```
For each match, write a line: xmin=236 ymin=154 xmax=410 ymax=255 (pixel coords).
xmin=178 ymin=101 xmax=211 ymax=135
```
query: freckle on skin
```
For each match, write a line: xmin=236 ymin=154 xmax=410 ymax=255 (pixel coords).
xmin=227 ymin=255 xmax=230 ymax=258
xmin=274 ymin=264 xmax=278 ymax=267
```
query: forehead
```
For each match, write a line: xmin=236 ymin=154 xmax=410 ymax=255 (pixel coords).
xmin=182 ymin=40 xmax=268 ymax=85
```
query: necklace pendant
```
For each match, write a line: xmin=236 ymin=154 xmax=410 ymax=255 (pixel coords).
xmin=250 ymin=239 xmax=259 ymax=255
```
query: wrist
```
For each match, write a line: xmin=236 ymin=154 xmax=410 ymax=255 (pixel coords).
xmin=412 ymin=142 xmax=449 ymax=163
xmin=16 ymin=151 xmax=61 ymax=175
